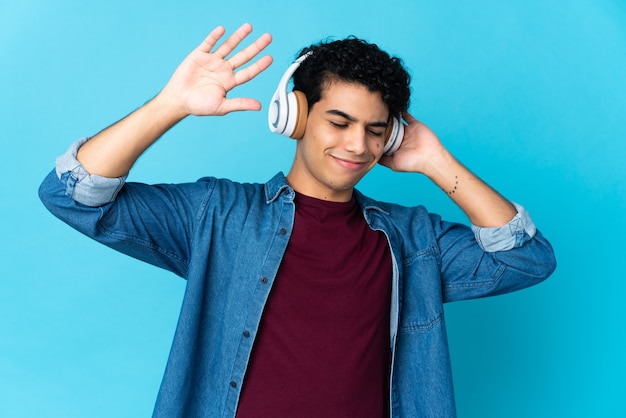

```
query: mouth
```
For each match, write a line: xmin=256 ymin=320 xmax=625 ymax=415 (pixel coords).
xmin=331 ymin=155 xmax=371 ymax=171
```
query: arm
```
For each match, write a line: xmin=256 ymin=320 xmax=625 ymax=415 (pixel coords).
xmin=39 ymin=25 xmax=273 ymax=272
xmin=379 ymin=112 xmax=517 ymax=228
xmin=77 ymin=23 xmax=273 ymax=178
xmin=377 ymin=113 xmax=556 ymax=299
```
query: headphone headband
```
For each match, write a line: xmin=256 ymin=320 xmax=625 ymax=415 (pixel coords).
xmin=268 ymin=53 xmax=311 ymax=136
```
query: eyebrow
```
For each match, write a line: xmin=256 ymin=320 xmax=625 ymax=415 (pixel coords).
xmin=326 ymin=109 xmax=388 ymax=128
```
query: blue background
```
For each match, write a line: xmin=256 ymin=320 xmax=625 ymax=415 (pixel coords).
xmin=1 ymin=0 xmax=625 ymax=416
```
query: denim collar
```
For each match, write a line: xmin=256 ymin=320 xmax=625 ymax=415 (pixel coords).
xmin=263 ymin=172 xmax=389 ymax=217
xmin=264 ymin=172 xmax=295 ymax=204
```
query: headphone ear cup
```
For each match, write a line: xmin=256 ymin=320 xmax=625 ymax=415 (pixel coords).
xmin=290 ymin=90 xmax=308 ymax=139
xmin=283 ymin=90 xmax=308 ymax=139
xmin=383 ymin=117 xmax=404 ymax=156
xmin=268 ymin=53 xmax=312 ymax=139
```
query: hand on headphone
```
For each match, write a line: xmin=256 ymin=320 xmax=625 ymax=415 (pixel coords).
xmin=160 ymin=23 xmax=273 ymax=118
xmin=378 ymin=112 xmax=448 ymax=175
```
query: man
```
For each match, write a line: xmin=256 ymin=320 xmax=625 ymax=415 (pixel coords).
xmin=39 ymin=23 xmax=556 ymax=417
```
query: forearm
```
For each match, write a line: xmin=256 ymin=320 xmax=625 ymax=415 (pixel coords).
xmin=77 ymin=92 xmax=188 ymax=178
xmin=424 ymin=149 xmax=517 ymax=227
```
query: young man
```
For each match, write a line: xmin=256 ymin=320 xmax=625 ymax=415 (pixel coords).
xmin=39 ymin=24 xmax=556 ymax=417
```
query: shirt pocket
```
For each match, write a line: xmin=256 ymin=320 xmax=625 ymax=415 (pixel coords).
xmin=398 ymin=245 xmax=444 ymax=333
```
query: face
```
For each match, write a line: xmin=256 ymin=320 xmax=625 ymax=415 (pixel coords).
xmin=286 ymin=80 xmax=389 ymax=202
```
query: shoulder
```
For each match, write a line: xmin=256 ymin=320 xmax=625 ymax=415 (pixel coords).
xmin=192 ymin=175 xmax=263 ymax=202
xmin=353 ymin=189 xmax=433 ymax=225
xmin=353 ymin=189 xmax=471 ymax=250
xmin=193 ymin=172 xmax=290 ymax=209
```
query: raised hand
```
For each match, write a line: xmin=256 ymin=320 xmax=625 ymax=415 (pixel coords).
xmin=379 ymin=112 xmax=517 ymax=227
xmin=378 ymin=112 xmax=447 ymax=175
xmin=75 ymin=24 xmax=272 ymax=178
xmin=160 ymin=23 xmax=273 ymax=117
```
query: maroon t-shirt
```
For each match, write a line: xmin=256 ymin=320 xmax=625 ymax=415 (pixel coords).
xmin=236 ymin=192 xmax=392 ymax=417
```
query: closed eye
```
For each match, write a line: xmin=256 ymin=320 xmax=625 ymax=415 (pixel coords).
xmin=330 ymin=121 xmax=348 ymax=129
xmin=329 ymin=120 xmax=384 ymax=137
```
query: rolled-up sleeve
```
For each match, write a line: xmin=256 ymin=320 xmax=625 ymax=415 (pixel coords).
xmin=55 ymin=137 xmax=127 ymax=207
xmin=470 ymin=202 xmax=537 ymax=252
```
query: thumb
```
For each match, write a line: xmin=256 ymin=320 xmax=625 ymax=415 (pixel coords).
xmin=217 ymin=97 xmax=263 ymax=115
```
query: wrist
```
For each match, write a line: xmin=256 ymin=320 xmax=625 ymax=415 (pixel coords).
xmin=153 ymin=89 xmax=190 ymax=123
xmin=421 ymin=148 xmax=456 ymax=181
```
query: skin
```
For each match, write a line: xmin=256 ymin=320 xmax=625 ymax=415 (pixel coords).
xmin=76 ymin=23 xmax=516 ymax=228
xmin=286 ymin=81 xmax=389 ymax=202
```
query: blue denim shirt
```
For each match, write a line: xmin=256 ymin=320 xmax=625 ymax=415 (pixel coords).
xmin=39 ymin=138 xmax=556 ymax=417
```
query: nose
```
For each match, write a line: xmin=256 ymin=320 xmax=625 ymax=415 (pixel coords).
xmin=344 ymin=127 xmax=367 ymax=155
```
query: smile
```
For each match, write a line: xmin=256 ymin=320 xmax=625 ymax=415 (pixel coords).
xmin=332 ymin=156 xmax=370 ymax=170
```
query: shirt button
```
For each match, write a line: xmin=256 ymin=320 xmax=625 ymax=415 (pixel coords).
xmin=260 ymin=276 xmax=268 ymax=284
xmin=230 ymin=381 xmax=237 ymax=388
xmin=279 ymin=228 xmax=287 ymax=235
xmin=243 ymin=330 xmax=250 ymax=338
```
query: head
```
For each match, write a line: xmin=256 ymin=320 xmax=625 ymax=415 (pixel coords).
xmin=279 ymin=37 xmax=411 ymax=201
xmin=293 ymin=37 xmax=410 ymax=122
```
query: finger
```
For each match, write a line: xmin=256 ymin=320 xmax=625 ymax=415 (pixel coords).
xmin=213 ymin=23 xmax=253 ymax=59
xmin=228 ymin=32 xmax=273 ymax=69
xmin=234 ymin=55 xmax=273 ymax=86
xmin=403 ymin=111 xmax=418 ymax=124
xmin=197 ymin=26 xmax=226 ymax=53
xmin=218 ymin=97 xmax=263 ymax=115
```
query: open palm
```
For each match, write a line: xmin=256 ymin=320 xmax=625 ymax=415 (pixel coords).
xmin=161 ymin=24 xmax=273 ymax=117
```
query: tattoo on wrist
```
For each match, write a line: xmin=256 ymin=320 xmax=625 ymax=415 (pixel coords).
xmin=445 ymin=176 xmax=458 ymax=195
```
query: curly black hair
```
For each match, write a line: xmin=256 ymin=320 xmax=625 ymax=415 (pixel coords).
xmin=292 ymin=37 xmax=411 ymax=118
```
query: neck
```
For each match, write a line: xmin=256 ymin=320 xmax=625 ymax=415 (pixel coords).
xmin=286 ymin=171 xmax=354 ymax=202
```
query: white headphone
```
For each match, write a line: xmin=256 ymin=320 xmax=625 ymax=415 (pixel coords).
xmin=267 ymin=53 xmax=404 ymax=156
